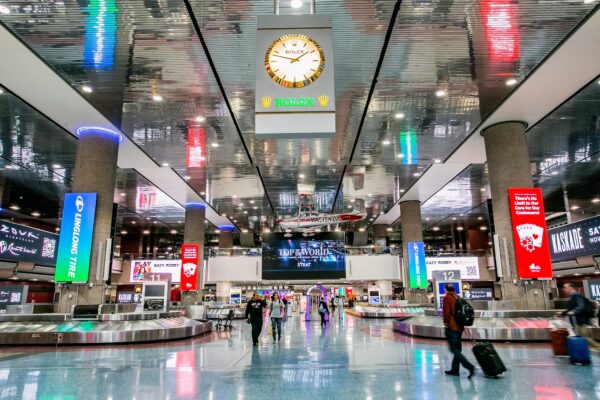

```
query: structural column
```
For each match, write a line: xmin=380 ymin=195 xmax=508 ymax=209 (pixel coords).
xmin=181 ymin=203 xmax=206 ymax=305
xmin=400 ymin=201 xmax=427 ymax=304
xmin=58 ymin=128 xmax=120 ymax=311
xmin=218 ymin=226 xmax=234 ymax=249
xmin=483 ymin=122 xmax=548 ymax=309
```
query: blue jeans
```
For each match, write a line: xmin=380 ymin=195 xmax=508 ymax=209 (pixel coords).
xmin=445 ymin=328 xmax=474 ymax=372
xmin=271 ymin=317 xmax=282 ymax=339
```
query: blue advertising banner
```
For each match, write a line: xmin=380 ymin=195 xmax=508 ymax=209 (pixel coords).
xmin=55 ymin=193 xmax=97 ymax=283
xmin=407 ymin=241 xmax=427 ymax=289
xmin=548 ymin=215 xmax=600 ymax=262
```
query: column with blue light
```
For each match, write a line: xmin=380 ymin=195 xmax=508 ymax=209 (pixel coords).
xmin=57 ymin=127 xmax=121 ymax=310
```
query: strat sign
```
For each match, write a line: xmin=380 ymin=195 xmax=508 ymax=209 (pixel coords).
xmin=55 ymin=193 xmax=97 ymax=283
xmin=508 ymin=188 xmax=552 ymax=279
xmin=548 ymin=215 xmax=600 ymax=262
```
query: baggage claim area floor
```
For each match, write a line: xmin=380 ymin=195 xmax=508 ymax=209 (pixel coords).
xmin=1 ymin=0 xmax=600 ymax=399
xmin=1 ymin=312 xmax=599 ymax=400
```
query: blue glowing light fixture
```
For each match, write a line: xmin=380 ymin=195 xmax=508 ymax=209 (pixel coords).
xmin=76 ymin=126 xmax=123 ymax=143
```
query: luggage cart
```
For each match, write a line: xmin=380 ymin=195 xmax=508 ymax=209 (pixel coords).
xmin=215 ymin=309 xmax=235 ymax=330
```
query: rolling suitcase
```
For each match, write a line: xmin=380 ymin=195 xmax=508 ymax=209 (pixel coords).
xmin=567 ymin=316 xmax=591 ymax=365
xmin=549 ymin=329 xmax=569 ymax=356
xmin=472 ymin=341 xmax=507 ymax=378
xmin=567 ymin=336 xmax=591 ymax=365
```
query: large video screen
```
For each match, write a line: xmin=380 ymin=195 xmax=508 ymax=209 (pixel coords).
xmin=262 ymin=232 xmax=346 ymax=280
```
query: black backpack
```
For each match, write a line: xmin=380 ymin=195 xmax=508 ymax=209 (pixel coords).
xmin=583 ymin=297 xmax=596 ymax=319
xmin=454 ymin=296 xmax=475 ymax=327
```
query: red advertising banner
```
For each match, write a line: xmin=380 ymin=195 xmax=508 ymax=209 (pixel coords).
xmin=180 ymin=244 xmax=200 ymax=291
xmin=508 ymin=188 xmax=553 ymax=279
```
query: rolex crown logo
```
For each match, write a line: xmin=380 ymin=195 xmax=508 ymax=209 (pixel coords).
xmin=291 ymin=40 xmax=298 ymax=47
xmin=318 ymin=95 xmax=329 ymax=107
xmin=261 ymin=96 xmax=272 ymax=108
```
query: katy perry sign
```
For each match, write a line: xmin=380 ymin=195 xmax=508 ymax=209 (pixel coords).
xmin=508 ymin=188 xmax=553 ymax=279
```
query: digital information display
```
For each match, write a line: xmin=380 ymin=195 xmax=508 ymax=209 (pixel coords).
xmin=261 ymin=232 xmax=346 ymax=280
xmin=407 ymin=242 xmax=428 ymax=289
xmin=548 ymin=215 xmax=600 ymax=262
xmin=0 ymin=285 xmax=28 ymax=308
xmin=0 ymin=220 xmax=58 ymax=266
xmin=55 ymin=193 xmax=97 ymax=283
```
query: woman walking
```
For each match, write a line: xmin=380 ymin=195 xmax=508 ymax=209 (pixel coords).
xmin=270 ymin=293 xmax=285 ymax=341
xmin=318 ymin=297 xmax=329 ymax=328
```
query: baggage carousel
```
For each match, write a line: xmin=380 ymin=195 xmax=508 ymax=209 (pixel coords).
xmin=0 ymin=311 xmax=212 ymax=346
xmin=394 ymin=309 xmax=569 ymax=342
xmin=346 ymin=305 xmax=429 ymax=319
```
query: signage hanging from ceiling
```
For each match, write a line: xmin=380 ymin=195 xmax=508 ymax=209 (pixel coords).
xmin=407 ymin=242 xmax=428 ymax=289
xmin=584 ymin=280 xmax=600 ymax=302
xmin=508 ymin=188 xmax=553 ymax=279
xmin=0 ymin=220 xmax=58 ymax=266
xmin=548 ymin=215 xmax=600 ymax=262
xmin=255 ymin=15 xmax=335 ymax=138
xmin=180 ymin=244 xmax=200 ymax=291
xmin=425 ymin=257 xmax=481 ymax=280
xmin=55 ymin=193 xmax=97 ymax=283
xmin=130 ymin=259 xmax=182 ymax=283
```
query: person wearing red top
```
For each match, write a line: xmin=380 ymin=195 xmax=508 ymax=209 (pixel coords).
xmin=442 ymin=284 xmax=475 ymax=378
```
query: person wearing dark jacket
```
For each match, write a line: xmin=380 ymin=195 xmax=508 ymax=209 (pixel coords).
xmin=442 ymin=284 xmax=475 ymax=378
xmin=558 ymin=283 xmax=590 ymax=326
xmin=245 ymin=293 xmax=267 ymax=346
xmin=318 ymin=298 xmax=328 ymax=328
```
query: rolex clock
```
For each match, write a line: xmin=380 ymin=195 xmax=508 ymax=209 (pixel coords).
xmin=265 ymin=33 xmax=325 ymax=89
xmin=256 ymin=15 xmax=335 ymax=139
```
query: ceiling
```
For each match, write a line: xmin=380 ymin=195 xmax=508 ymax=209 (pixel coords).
xmin=0 ymin=0 xmax=599 ymax=242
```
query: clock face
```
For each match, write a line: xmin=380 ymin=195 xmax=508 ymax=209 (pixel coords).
xmin=265 ymin=33 xmax=325 ymax=89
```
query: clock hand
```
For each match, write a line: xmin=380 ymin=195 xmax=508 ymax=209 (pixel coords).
xmin=271 ymin=54 xmax=297 ymax=61
xmin=290 ymin=51 xmax=310 ymax=63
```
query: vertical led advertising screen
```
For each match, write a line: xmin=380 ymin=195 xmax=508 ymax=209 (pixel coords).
xmin=407 ymin=241 xmax=427 ymax=289
xmin=180 ymin=244 xmax=200 ymax=291
xmin=261 ymin=232 xmax=345 ymax=280
xmin=508 ymin=188 xmax=552 ymax=279
xmin=55 ymin=193 xmax=97 ymax=283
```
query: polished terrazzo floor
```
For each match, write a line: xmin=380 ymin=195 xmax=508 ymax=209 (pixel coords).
xmin=0 ymin=310 xmax=599 ymax=399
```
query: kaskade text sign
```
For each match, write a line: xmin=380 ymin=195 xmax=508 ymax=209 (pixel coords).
xmin=548 ymin=215 xmax=600 ymax=262
xmin=55 ymin=193 xmax=97 ymax=283
xmin=180 ymin=244 xmax=200 ymax=291
xmin=508 ymin=188 xmax=552 ymax=279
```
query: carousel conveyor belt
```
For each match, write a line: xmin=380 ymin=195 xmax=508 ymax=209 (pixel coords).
xmin=0 ymin=317 xmax=212 ymax=345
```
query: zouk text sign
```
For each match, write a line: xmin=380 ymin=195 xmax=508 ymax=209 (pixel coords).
xmin=180 ymin=244 xmax=200 ymax=291
xmin=0 ymin=220 xmax=58 ymax=266
xmin=508 ymin=188 xmax=552 ymax=279
xmin=55 ymin=193 xmax=97 ymax=283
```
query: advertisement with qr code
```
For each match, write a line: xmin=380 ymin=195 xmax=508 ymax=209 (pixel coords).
xmin=0 ymin=220 xmax=58 ymax=266
xmin=508 ymin=188 xmax=553 ymax=279
xmin=426 ymin=257 xmax=480 ymax=280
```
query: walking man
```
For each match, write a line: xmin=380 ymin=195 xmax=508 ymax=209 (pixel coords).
xmin=443 ymin=284 xmax=475 ymax=378
xmin=245 ymin=293 xmax=267 ymax=347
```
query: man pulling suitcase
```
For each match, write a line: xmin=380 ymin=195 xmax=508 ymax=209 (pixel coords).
xmin=443 ymin=284 xmax=476 ymax=378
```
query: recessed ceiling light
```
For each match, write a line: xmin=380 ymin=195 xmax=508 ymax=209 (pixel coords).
xmin=253 ymin=206 xmax=258 ymax=210
xmin=250 ymin=200 xmax=255 ymax=204
xmin=120 ymin=230 xmax=128 ymax=235
xmin=435 ymin=89 xmax=446 ymax=97
xmin=290 ymin=0 xmax=303 ymax=8
xmin=544 ymin=158 xmax=552 ymax=162
xmin=195 ymin=116 xmax=205 ymax=123
xmin=425 ymin=217 xmax=430 ymax=221
xmin=299 ymin=174 xmax=305 ymax=178
xmin=452 ymin=217 xmax=457 ymax=220
xmin=152 ymin=94 xmax=163 ymax=102
xmin=242 ymin=229 xmax=249 ymax=233
xmin=211 ymin=142 xmax=219 ymax=148
xmin=456 ymin=226 xmax=464 ymax=231
xmin=413 ymin=172 xmax=420 ymax=177
xmin=399 ymin=189 xmax=405 ymax=193
xmin=153 ymin=220 xmax=158 ymax=224
xmin=5 ymin=165 xmax=14 ymax=170
xmin=387 ymin=228 xmax=393 ymax=232
xmin=480 ymin=187 xmax=486 ymax=191
xmin=53 ymin=178 xmax=60 ymax=182
xmin=397 ymin=153 xmax=404 ymax=159
xmin=432 ymin=226 xmax=440 ymax=231
xmin=146 ymin=217 xmax=151 ymax=220
xmin=592 ymin=198 xmax=600 ymax=203
xmin=368 ymin=193 xmax=373 ymax=197
xmin=120 ymin=192 xmax=126 ymax=196
xmin=31 ymin=211 xmax=40 ymax=217
xmin=347 ymin=205 xmax=352 ymax=209
xmin=222 ymin=213 xmax=227 ymax=217
xmin=394 ymin=112 xmax=405 ymax=120
xmin=359 ymin=228 xmax=366 ymax=232
xmin=584 ymin=0 xmax=595 ymax=4
xmin=264 ymin=228 xmax=271 ymax=233
xmin=81 ymin=85 xmax=93 ymax=93
xmin=170 ymin=229 xmax=177 ymax=234
xmin=480 ymin=226 xmax=487 ymax=230
xmin=9 ymin=205 xmax=19 ymax=211
xmin=184 ymin=175 xmax=191 ymax=180
xmin=570 ymin=205 xmax=580 ymax=210
xmin=505 ymin=78 xmax=518 ymax=86
xmin=239 ymin=203 xmax=245 ymax=207
xmin=433 ymin=159 xmax=441 ymax=164
xmin=477 ymin=216 xmax=483 ymax=220
xmin=0 ymin=88 xmax=3 ymax=94
xmin=161 ymin=162 xmax=169 ymax=167
xmin=551 ymin=171 xmax=559 ymax=175
xmin=382 ymin=139 xmax=391 ymax=145
xmin=52 ymin=164 xmax=62 ymax=169
xmin=143 ymin=230 xmax=150 ymax=235
xmin=200 ymin=192 xmax=205 ymax=195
